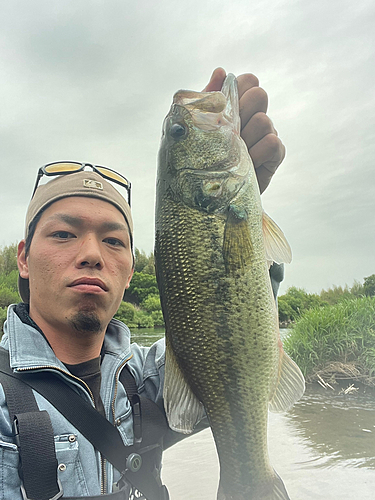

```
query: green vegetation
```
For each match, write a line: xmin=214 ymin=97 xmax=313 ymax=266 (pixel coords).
xmin=278 ymin=287 xmax=325 ymax=323
xmin=1 ymin=241 xmax=375 ymax=385
xmin=278 ymin=277 xmax=372 ymax=324
xmin=0 ymin=244 xmax=20 ymax=330
xmin=0 ymin=244 xmax=164 ymax=333
xmin=284 ymin=296 xmax=375 ymax=385
xmin=115 ymin=248 xmax=164 ymax=328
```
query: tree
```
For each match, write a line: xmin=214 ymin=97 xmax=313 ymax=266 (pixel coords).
xmin=126 ymin=272 xmax=159 ymax=305
xmin=277 ymin=287 xmax=326 ymax=323
xmin=364 ymin=274 xmax=375 ymax=297
xmin=0 ymin=244 xmax=18 ymax=275
xmin=134 ymin=249 xmax=155 ymax=275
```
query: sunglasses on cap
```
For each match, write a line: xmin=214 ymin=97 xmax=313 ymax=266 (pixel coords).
xmin=32 ymin=162 xmax=132 ymax=206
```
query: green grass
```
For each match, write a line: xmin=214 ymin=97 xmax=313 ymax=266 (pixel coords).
xmin=284 ymin=296 xmax=375 ymax=384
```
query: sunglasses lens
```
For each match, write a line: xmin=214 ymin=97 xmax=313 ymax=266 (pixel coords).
xmin=44 ymin=162 xmax=82 ymax=173
xmin=96 ymin=167 xmax=130 ymax=188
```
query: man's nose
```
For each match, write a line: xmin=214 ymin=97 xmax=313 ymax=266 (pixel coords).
xmin=75 ymin=235 xmax=104 ymax=269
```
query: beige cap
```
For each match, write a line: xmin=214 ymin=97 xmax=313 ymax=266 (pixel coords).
xmin=19 ymin=170 xmax=133 ymax=303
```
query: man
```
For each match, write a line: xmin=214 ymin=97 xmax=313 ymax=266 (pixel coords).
xmin=0 ymin=69 xmax=285 ymax=499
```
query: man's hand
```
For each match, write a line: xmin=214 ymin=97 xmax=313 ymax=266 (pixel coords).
xmin=204 ymin=68 xmax=286 ymax=193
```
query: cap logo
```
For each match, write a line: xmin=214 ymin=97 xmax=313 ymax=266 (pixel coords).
xmin=83 ymin=179 xmax=103 ymax=190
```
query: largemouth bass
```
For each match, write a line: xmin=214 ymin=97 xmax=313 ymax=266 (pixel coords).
xmin=155 ymin=74 xmax=305 ymax=500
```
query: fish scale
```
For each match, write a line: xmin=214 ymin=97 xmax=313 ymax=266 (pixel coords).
xmin=155 ymin=74 xmax=305 ymax=499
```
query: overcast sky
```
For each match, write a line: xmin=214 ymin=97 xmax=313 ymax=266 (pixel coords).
xmin=1 ymin=0 xmax=374 ymax=294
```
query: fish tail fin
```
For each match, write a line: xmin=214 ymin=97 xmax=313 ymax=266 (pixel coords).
xmin=217 ymin=471 xmax=290 ymax=500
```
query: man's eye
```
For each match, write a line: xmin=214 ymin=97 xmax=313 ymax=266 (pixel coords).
xmin=104 ymin=238 xmax=124 ymax=247
xmin=52 ymin=231 xmax=75 ymax=239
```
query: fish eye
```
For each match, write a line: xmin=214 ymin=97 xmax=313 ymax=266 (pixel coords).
xmin=169 ymin=123 xmax=187 ymax=139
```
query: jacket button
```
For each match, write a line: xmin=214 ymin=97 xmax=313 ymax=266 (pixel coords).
xmin=68 ymin=435 xmax=76 ymax=443
xmin=115 ymin=419 xmax=121 ymax=426
xmin=58 ymin=463 xmax=67 ymax=472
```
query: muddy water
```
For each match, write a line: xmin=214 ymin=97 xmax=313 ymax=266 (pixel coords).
xmin=132 ymin=330 xmax=375 ymax=499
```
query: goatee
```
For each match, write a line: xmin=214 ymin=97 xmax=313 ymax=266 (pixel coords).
xmin=70 ymin=311 xmax=102 ymax=335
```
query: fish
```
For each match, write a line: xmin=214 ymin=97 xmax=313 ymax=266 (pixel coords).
xmin=155 ymin=74 xmax=305 ymax=500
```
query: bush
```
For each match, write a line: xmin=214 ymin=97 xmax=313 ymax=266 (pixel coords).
xmin=278 ymin=287 xmax=326 ymax=323
xmin=284 ymin=296 xmax=375 ymax=383
xmin=0 ymin=307 xmax=7 ymax=335
xmin=115 ymin=302 xmax=137 ymax=325
xmin=0 ymin=269 xmax=20 ymax=293
xmin=126 ymin=272 xmax=159 ymax=305
xmin=141 ymin=294 xmax=161 ymax=313
xmin=0 ymin=244 xmax=18 ymax=275
xmin=114 ymin=301 xmax=162 ymax=329
xmin=0 ymin=284 xmax=21 ymax=308
xmin=364 ymin=274 xmax=375 ymax=297
xmin=151 ymin=310 xmax=164 ymax=327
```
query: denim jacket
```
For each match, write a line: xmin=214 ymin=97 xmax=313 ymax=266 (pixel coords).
xmin=0 ymin=305 xmax=166 ymax=499
xmin=0 ymin=264 xmax=283 ymax=499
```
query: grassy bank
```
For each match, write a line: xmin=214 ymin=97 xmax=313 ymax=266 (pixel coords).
xmin=284 ymin=296 xmax=375 ymax=386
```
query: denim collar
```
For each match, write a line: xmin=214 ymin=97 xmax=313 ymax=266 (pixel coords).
xmin=1 ymin=304 xmax=132 ymax=372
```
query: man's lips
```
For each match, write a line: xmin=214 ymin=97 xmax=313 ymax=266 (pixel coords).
xmin=68 ymin=277 xmax=108 ymax=293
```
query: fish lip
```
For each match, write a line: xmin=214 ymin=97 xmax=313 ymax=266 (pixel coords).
xmin=69 ymin=277 xmax=108 ymax=291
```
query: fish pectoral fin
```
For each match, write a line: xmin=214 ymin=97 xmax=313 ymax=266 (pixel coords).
xmin=262 ymin=212 xmax=292 ymax=267
xmin=269 ymin=348 xmax=305 ymax=413
xmin=223 ymin=206 xmax=252 ymax=274
xmin=164 ymin=342 xmax=205 ymax=434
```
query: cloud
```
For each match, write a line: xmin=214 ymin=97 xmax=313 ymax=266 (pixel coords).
xmin=0 ymin=0 xmax=374 ymax=294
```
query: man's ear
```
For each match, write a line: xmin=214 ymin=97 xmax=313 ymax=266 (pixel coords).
xmin=125 ymin=267 xmax=134 ymax=290
xmin=17 ymin=240 xmax=29 ymax=279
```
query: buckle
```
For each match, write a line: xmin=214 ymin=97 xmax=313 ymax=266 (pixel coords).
xmin=20 ymin=479 xmax=63 ymax=500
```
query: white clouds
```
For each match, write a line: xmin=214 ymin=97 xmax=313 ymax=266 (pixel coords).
xmin=0 ymin=0 xmax=374 ymax=293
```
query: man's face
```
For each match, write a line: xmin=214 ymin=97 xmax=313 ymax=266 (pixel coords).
xmin=18 ymin=196 xmax=134 ymax=335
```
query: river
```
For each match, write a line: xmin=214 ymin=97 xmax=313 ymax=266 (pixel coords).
xmin=131 ymin=329 xmax=375 ymax=499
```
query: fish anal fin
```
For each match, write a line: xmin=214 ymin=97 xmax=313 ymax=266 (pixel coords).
xmin=269 ymin=347 xmax=305 ymax=413
xmin=164 ymin=341 xmax=205 ymax=434
xmin=223 ymin=206 xmax=252 ymax=274
xmin=262 ymin=212 xmax=292 ymax=268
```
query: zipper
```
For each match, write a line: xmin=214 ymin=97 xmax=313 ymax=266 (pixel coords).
xmin=17 ymin=365 xmax=96 ymax=404
xmin=111 ymin=354 xmax=133 ymax=424
xmin=101 ymin=456 xmax=107 ymax=495
xmin=100 ymin=354 xmax=133 ymax=495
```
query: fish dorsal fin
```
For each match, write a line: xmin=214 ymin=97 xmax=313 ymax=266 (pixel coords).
xmin=269 ymin=347 xmax=305 ymax=413
xmin=262 ymin=212 xmax=292 ymax=267
xmin=163 ymin=341 xmax=205 ymax=434
xmin=221 ymin=73 xmax=241 ymax=135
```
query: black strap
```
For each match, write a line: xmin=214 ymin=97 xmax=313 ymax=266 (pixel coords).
xmin=0 ymin=348 xmax=168 ymax=500
xmin=0 ymin=370 xmax=39 ymax=422
xmin=15 ymin=411 xmax=62 ymax=500
xmin=0 ymin=360 xmax=62 ymax=500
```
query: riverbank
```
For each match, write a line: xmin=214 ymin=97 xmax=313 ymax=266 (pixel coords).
xmin=284 ymin=296 xmax=375 ymax=386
